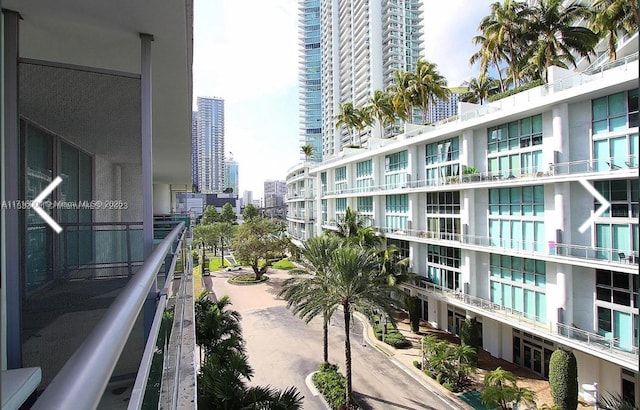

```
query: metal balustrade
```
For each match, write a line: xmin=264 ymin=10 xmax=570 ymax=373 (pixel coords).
xmin=32 ymin=222 xmax=187 ymax=410
xmin=407 ymin=280 xmax=639 ymax=363
xmin=376 ymin=226 xmax=639 ymax=266
xmin=321 ymin=154 xmax=638 ymax=196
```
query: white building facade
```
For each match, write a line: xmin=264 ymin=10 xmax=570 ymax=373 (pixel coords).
xmin=287 ymin=54 xmax=640 ymax=399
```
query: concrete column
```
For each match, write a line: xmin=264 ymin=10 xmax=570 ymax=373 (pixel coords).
xmin=140 ymin=33 xmax=154 ymax=259
xmin=153 ymin=184 xmax=171 ymax=215
xmin=460 ymin=130 xmax=474 ymax=169
xmin=550 ymin=103 xmax=569 ymax=165
xmin=556 ymin=264 xmax=574 ymax=325
xmin=3 ymin=9 xmax=21 ymax=369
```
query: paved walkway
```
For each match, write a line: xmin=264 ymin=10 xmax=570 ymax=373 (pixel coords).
xmin=206 ymin=268 xmax=471 ymax=410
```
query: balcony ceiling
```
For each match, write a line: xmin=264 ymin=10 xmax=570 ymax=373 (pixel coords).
xmin=4 ymin=0 xmax=194 ymax=185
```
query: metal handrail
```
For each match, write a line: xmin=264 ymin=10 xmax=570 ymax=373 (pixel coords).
xmin=321 ymin=154 xmax=639 ymax=196
xmin=377 ymin=226 xmax=639 ymax=265
xmin=408 ymin=280 xmax=639 ymax=359
xmin=32 ymin=222 xmax=185 ymax=410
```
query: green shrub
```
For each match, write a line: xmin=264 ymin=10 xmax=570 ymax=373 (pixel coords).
xmin=413 ymin=360 xmax=421 ymax=369
xmin=384 ymin=332 xmax=411 ymax=348
xmin=313 ymin=363 xmax=347 ymax=409
xmin=424 ymin=369 xmax=434 ymax=379
xmin=442 ymin=382 xmax=454 ymax=391
xmin=460 ymin=318 xmax=481 ymax=365
xmin=408 ymin=296 xmax=421 ymax=333
xmin=488 ymin=79 xmax=545 ymax=102
xmin=549 ymin=349 xmax=578 ymax=410
xmin=191 ymin=250 xmax=200 ymax=265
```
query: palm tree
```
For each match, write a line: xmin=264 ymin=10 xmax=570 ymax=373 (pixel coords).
xmin=212 ymin=222 xmax=234 ymax=267
xmin=470 ymin=32 xmax=508 ymax=92
xmin=478 ymin=0 xmax=532 ymax=88
xmin=194 ymin=293 xmax=244 ymax=359
xmin=301 ymin=143 xmax=314 ymax=161
xmin=389 ymin=69 xmax=415 ymax=123
xmin=528 ymin=0 xmax=599 ymax=81
xmin=597 ymin=392 xmax=640 ymax=410
xmin=198 ymin=350 xmax=304 ymax=409
xmin=334 ymin=206 xmax=365 ymax=242
xmin=368 ymin=89 xmax=395 ymax=138
xmin=335 ymin=102 xmax=364 ymax=146
xmin=460 ymin=75 xmax=500 ymax=105
xmin=326 ymin=246 xmax=399 ymax=409
xmin=411 ymin=58 xmax=450 ymax=124
xmin=482 ymin=367 xmax=537 ymax=410
xmin=278 ymin=235 xmax=342 ymax=363
xmin=591 ymin=0 xmax=639 ymax=61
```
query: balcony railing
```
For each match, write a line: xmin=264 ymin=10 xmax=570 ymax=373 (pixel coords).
xmin=321 ymin=154 xmax=638 ymax=196
xmin=376 ymin=226 xmax=639 ymax=266
xmin=32 ymin=221 xmax=189 ymax=410
xmin=408 ymin=280 xmax=639 ymax=365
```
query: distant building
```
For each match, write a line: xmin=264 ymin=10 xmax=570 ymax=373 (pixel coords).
xmin=176 ymin=192 xmax=204 ymax=217
xmin=315 ymin=0 xmax=424 ymax=154
xmin=192 ymin=111 xmax=199 ymax=190
xmin=264 ymin=179 xmax=287 ymax=198
xmin=224 ymin=154 xmax=239 ymax=195
xmin=242 ymin=190 xmax=254 ymax=208
xmin=425 ymin=89 xmax=463 ymax=124
xmin=195 ymin=97 xmax=225 ymax=192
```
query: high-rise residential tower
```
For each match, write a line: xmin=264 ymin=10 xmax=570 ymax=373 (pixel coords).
xmin=196 ymin=96 xmax=225 ymax=192
xmin=224 ymin=154 xmax=239 ymax=195
xmin=192 ymin=111 xmax=199 ymax=190
xmin=298 ymin=0 xmax=323 ymax=162
xmin=316 ymin=0 xmax=423 ymax=155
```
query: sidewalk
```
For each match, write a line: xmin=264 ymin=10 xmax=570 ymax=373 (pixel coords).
xmin=354 ymin=312 xmax=473 ymax=410
xmin=358 ymin=311 xmax=555 ymax=409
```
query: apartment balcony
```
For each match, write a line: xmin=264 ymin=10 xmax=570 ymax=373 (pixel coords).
xmin=321 ymin=155 xmax=639 ymax=197
xmin=403 ymin=280 xmax=638 ymax=371
xmin=24 ymin=220 xmax=195 ymax=409
xmin=376 ymin=226 xmax=639 ymax=274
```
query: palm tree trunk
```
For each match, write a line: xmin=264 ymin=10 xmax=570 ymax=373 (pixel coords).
xmin=220 ymin=238 xmax=225 ymax=267
xmin=343 ymin=301 xmax=352 ymax=409
xmin=323 ymin=311 xmax=329 ymax=363
xmin=493 ymin=55 xmax=505 ymax=92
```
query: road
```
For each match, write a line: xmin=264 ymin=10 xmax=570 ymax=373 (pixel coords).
xmin=210 ymin=269 xmax=456 ymax=410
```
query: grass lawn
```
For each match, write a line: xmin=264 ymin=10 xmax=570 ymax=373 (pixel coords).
xmin=270 ymin=258 xmax=296 ymax=270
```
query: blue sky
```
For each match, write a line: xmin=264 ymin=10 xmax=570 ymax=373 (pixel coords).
xmin=193 ymin=0 xmax=495 ymax=197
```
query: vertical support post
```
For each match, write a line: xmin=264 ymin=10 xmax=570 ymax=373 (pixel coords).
xmin=140 ymin=33 xmax=154 ymax=259
xmin=126 ymin=224 xmax=132 ymax=277
xmin=3 ymin=9 xmax=22 ymax=369
xmin=140 ymin=33 xmax=156 ymax=341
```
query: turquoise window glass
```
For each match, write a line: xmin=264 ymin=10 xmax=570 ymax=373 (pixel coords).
xmin=613 ymin=224 xmax=630 ymax=252
xmin=596 ymin=224 xmax=611 ymax=259
xmin=524 ymin=289 xmax=536 ymax=320
xmin=614 ymin=311 xmax=632 ymax=349
xmin=592 ymin=97 xmax=608 ymax=120
xmin=609 ymin=92 xmax=626 ymax=115
xmin=536 ymin=293 xmax=546 ymax=322
xmin=491 ymin=281 xmax=501 ymax=304
xmin=513 ymin=287 xmax=523 ymax=313
xmin=503 ymin=284 xmax=512 ymax=308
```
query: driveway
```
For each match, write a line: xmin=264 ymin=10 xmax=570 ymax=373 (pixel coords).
xmin=210 ymin=269 xmax=459 ymax=410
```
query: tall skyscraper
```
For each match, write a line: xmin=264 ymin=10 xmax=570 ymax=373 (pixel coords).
xmin=298 ymin=1 xmax=323 ymax=162
xmin=191 ymin=111 xmax=199 ymax=190
xmin=308 ymin=0 xmax=423 ymax=155
xmin=224 ymin=154 xmax=239 ymax=195
xmin=195 ymin=96 xmax=225 ymax=193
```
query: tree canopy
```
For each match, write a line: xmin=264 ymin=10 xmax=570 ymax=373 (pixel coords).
xmin=230 ymin=217 xmax=288 ymax=279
